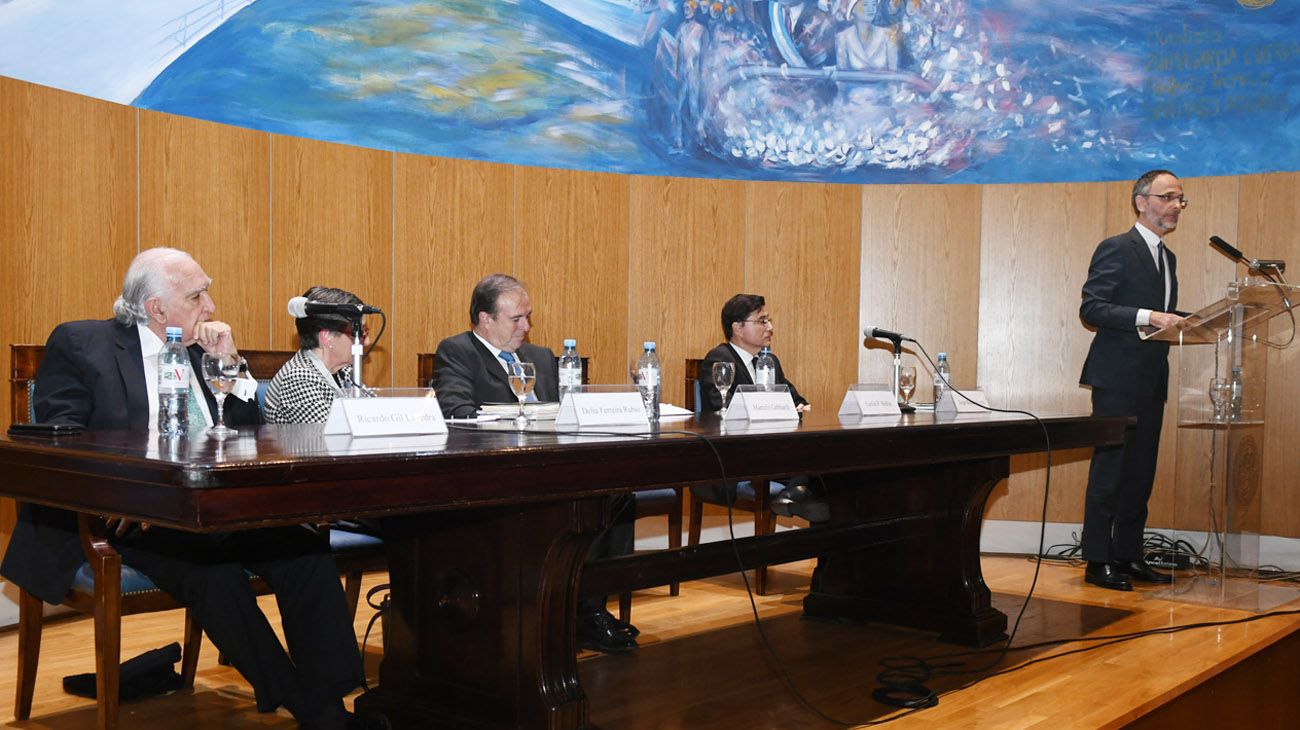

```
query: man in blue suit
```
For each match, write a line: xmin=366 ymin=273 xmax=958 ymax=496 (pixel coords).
xmin=1 ymin=248 xmax=364 ymax=728
xmin=1079 ymin=170 xmax=1187 ymax=591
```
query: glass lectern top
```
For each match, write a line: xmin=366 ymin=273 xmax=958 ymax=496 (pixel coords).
xmin=1141 ymin=279 xmax=1296 ymax=344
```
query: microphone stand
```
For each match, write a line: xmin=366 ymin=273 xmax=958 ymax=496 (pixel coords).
xmin=347 ymin=313 xmax=366 ymax=397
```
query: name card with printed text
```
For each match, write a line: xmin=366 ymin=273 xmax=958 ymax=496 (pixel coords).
xmin=837 ymin=386 xmax=903 ymax=418
xmin=323 ymin=396 xmax=448 ymax=437
xmin=725 ymin=385 xmax=799 ymax=422
xmin=935 ymin=388 xmax=991 ymax=417
xmin=555 ymin=391 xmax=651 ymax=428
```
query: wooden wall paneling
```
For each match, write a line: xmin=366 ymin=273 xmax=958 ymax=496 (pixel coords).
xmin=139 ymin=110 xmax=272 ymax=350
xmin=857 ymin=185 xmax=982 ymax=398
xmin=627 ymin=176 xmax=746 ymax=406
xmin=270 ymin=136 xmax=394 ymax=385
xmin=0 ymin=78 xmax=137 ymax=558
xmin=1240 ymin=172 xmax=1300 ymax=538
xmin=515 ymin=167 xmax=629 ymax=386
xmin=393 ymin=154 xmax=514 ymax=387
xmin=979 ymin=182 xmax=1109 ymax=523
xmin=744 ymin=181 xmax=861 ymax=411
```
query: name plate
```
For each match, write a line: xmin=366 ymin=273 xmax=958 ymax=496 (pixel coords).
xmin=323 ymin=396 xmax=448 ymax=437
xmin=555 ymin=391 xmax=651 ymax=428
xmin=935 ymin=388 xmax=991 ymax=417
xmin=725 ymin=388 xmax=799 ymax=422
xmin=838 ymin=387 xmax=903 ymax=417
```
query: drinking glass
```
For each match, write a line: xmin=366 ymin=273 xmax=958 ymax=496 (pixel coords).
xmin=200 ymin=353 xmax=243 ymax=438
xmin=508 ymin=361 xmax=536 ymax=426
xmin=1209 ymin=377 xmax=1232 ymax=422
xmin=712 ymin=361 xmax=735 ymax=417
xmin=898 ymin=366 xmax=917 ymax=405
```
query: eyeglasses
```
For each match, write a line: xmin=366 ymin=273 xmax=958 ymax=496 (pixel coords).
xmin=742 ymin=317 xmax=774 ymax=327
xmin=1144 ymin=192 xmax=1189 ymax=209
xmin=337 ymin=325 xmax=370 ymax=339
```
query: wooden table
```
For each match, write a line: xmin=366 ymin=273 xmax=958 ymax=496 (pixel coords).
xmin=0 ymin=411 xmax=1126 ymax=729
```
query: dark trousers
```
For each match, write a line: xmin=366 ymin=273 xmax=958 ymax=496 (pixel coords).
xmin=1081 ymin=387 xmax=1167 ymax=564
xmin=578 ymin=493 xmax=636 ymax=616
xmin=116 ymin=525 xmax=364 ymax=719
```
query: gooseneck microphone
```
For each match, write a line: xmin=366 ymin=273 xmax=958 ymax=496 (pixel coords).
xmin=287 ymin=297 xmax=382 ymax=318
xmin=1209 ymin=236 xmax=1246 ymax=264
xmin=863 ymin=326 xmax=915 ymax=343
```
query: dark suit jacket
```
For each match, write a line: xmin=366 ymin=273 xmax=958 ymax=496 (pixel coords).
xmin=431 ymin=331 xmax=559 ymax=419
xmin=1 ymin=319 xmax=261 ymax=603
xmin=1079 ymin=227 xmax=1179 ymax=399
xmin=699 ymin=342 xmax=807 ymax=412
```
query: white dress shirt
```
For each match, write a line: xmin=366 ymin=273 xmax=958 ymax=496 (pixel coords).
xmin=1133 ymin=221 xmax=1171 ymax=328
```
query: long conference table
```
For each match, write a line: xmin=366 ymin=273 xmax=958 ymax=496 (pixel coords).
xmin=0 ymin=410 xmax=1126 ymax=729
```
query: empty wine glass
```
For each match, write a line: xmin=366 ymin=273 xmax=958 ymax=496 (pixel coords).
xmin=1209 ymin=377 xmax=1232 ymax=422
xmin=508 ymin=361 xmax=536 ymax=427
xmin=200 ymin=353 xmax=243 ymax=438
xmin=898 ymin=366 xmax=917 ymax=405
xmin=712 ymin=361 xmax=735 ymax=417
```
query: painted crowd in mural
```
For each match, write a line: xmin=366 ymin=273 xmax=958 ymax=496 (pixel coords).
xmin=1 ymin=0 xmax=1295 ymax=183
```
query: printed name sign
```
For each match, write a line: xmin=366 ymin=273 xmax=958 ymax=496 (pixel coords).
xmin=837 ymin=388 xmax=903 ymax=417
xmin=555 ymin=391 xmax=650 ymax=428
xmin=935 ymin=388 xmax=991 ymax=417
xmin=323 ymin=396 xmax=448 ymax=436
xmin=725 ymin=389 xmax=799 ymax=422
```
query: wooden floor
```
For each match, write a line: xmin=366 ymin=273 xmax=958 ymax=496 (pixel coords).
xmin=3 ymin=556 xmax=1300 ymax=729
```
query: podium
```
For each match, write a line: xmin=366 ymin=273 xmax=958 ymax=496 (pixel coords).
xmin=1145 ymin=278 xmax=1300 ymax=610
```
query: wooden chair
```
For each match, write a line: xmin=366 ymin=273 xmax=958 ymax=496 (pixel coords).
xmin=684 ymin=357 xmax=777 ymax=595
xmin=7 ymin=344 xmax=382 ymax=728
xmin=417 ymin=349 xmax=680 ymax=624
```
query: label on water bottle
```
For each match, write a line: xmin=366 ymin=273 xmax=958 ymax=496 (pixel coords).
xmin=638 ymin=367 xmax=659 ymax=388
xmin=560 ymin=367 xmax=582 ymax=389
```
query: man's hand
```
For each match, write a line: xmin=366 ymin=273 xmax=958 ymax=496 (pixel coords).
xmin=1149 ymin=311 xmax=1185 ymax=330
xmin=796 ymin=403 xmax=811 ymax=413
xmin=104 ymin=516 xmax=150 ymax=538
xmin=194 ymin=321 xmax=239 ymax=357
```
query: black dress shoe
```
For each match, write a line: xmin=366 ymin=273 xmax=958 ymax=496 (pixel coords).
xmin=1115 ymin=559 xmax=1173 ymax=584
xmin=771 ymin=484 xmax=830 ymax=523
xmin=1084 ymin=562 xmax=1132 ymax=591
xmin=577 ymin=610 xmax=638 ymax=653
xmin=613 ymin=614 xmax=640 ymax=639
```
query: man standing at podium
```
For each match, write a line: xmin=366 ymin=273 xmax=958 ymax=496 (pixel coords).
xmin=1079 ymin=169 xmax=1187 ymax=591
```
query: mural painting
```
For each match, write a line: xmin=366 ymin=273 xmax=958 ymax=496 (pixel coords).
xmin=0 ymin=0 xmax=1295 ymax=183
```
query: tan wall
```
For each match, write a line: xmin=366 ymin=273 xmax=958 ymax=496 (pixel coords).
xmin=4 ymin=76 xmax=1300 ymax=547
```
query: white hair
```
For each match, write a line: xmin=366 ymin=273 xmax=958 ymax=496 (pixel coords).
xmin=112 ymin=247 xmax=195 ymax=325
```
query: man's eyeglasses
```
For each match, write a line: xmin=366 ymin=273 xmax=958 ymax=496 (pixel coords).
xmin=742 ymin=317 xmax=774 ymax=327
xmin=1144 ymin=192 xmax=1189 ymax=209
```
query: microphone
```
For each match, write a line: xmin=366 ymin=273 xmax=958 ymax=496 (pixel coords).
xmin=863 ymin=326 xmax=915 ymax=343
xmin=1209 ymin=235 xmax=1246 ymax=263
xmin=287 ymin=296 xmax=381 ymax=318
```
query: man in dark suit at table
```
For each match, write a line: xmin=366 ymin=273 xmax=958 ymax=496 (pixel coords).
xmin=432 ymin=273 xmax=639 ymax=653
xmin=0 ymin=247 xmax=365 ymax=728
xmin=697 ymin=293 xmax=821 ymax=520
xmin=1079 ymin=169 xmax=1187 ymax=592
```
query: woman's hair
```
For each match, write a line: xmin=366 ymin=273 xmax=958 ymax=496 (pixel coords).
xmin=295 ymin=286 xmax=364 ymax=350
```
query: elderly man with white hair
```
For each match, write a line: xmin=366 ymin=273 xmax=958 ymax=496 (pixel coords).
xmin=1 ymin=247 xmax=366 ymax=729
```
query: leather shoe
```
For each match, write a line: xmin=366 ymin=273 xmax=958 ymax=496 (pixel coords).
xmin=1114 ymin=559 xmax=1172 ymax=584
xmin=577 ymin=609 xmax=638 ymax=653
xmin=771 ymin=484 xmax=830 ymax=523
xmin=1084 ymin=562 xmax=1132 ymax=591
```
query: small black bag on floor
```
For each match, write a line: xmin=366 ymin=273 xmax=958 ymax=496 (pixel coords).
xmin=62 ymin=642 xmax=183 ymax=700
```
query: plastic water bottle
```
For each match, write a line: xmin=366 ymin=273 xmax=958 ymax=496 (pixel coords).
xmin=754 ymin=346 xmax=777 ymax=389
xmin=158 ymin=326 xmax=190 ymax=436
xmin=933 ymin=352 xmax=951 ymax=405
xmin=636 ymin=341 xmax=661 ymax=421
xmin=558 ymin=338 xmax=582 ymax=401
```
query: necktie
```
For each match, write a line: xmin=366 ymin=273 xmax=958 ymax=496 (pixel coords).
xmin=1157 ymin=242 xmax=1168 ymax=308
xmin=186 ymin=385 xmax=207 ymax=432
xmin=498 ymin=351 xmax=537 ymax=402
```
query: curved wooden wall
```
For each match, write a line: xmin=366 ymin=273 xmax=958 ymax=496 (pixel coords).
xmin=2 ymin=76 xmax=1299 ymax=549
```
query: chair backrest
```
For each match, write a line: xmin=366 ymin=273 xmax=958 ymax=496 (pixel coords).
xmin=9 ymin=344 xmax=295 ymax=425
xmin=418 ymin=351 xmax=591 ymax=387
xmin=684 ymin=358 xmax=703 ymax=415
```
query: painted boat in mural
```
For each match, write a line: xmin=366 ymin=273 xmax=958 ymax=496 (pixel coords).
xmin=534 ymin=0 xmax=667 ymax=48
